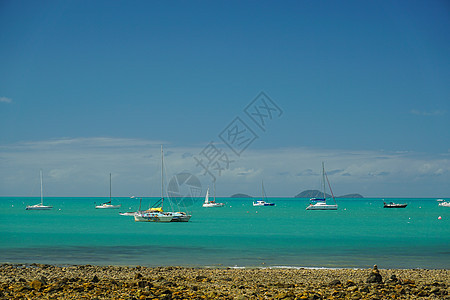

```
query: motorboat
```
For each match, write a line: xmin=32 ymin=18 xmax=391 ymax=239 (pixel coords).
xmin=253 ymin=200 xmax=275 ymax=206
xmin=437 ymin=199 xmax=450 ymax=207
xmin=383 ymin=202 xmax=407 ymax=208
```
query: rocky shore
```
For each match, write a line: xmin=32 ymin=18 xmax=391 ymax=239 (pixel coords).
xmin=0 ymin=264 xmax=448 ymax=299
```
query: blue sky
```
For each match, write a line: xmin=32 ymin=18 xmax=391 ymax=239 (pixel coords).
xmin=1 ymin=0 xmax=449 ymax=197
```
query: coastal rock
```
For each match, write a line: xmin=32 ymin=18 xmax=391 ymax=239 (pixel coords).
xmin=366 ymin=265 xmax=383 ymax=283
xmin=329 ymin=279 xmax=341 ymax=286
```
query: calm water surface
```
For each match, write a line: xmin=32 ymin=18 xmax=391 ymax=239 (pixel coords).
xmin=1 ymin=197 xmax=449 ymax=269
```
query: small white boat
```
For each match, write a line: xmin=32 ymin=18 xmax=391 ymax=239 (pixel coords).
xmin=306 ymin=162 xmax=338 ymax=211
xmin=96 ymin=202 xmax=121 ymax=209
xmin=26 ymin=170 xmax=53 ymax=210
xmin=119 ymin=212 xmax=136 ymax=216
xmin=437 ymin=199 xmax=450 ymax=207
xmin=203 ymin=182 xmax=225 ymax=207
xmin=306 ymin=201 xmax=338 ymax=210
xmin=95 ymin=173 xmax=121 ymax=209
xmin=253 ymin=181 xmax=275 ymax=206
xmin=253 ymin=200 xmax=275 ymax=206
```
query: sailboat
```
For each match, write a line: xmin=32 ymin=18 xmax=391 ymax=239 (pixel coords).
xmin=26 ymin=170 xmax=53 ymax=210
xmin=306 ymin=162 xmax=338 ymax=210
xmin=134 ymin=145 xmax=191 ymax=222
xmin=203 ymin=181 xmax=225 ymax=207
xmin=95 ymin=173 xmax=122 ymax=209
xmin=253 ymin=180 xmax=275 ymax=206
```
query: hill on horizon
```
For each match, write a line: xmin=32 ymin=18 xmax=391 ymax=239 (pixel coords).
xmin=294 ymin=190 xmax=363 ymax=198
xmin=230 ymin=193 xmax=253 ymax=198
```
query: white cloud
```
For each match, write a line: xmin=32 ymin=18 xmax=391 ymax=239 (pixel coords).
xmin=0 ymin=137 xmax=449 ymax=198
xmin=0 ymin=96 xmax=12 ymax=103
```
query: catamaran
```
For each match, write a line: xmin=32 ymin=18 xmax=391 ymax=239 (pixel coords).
xmin=253 ymin=180 xmax=275 ymax=206
xmin=306 ymin=162 xmax=338 ymax=210
xmin=26 ymin=170 xmax=53 ymax=210
xmin=95 ymin=173 xmax=121 ymax=209
xmin=134 ymin=145 xmax=191 ymax=222
xmin=203 ymin=181 xmax=225 ymax=207
xmin=437 ymin=199 xmax=450 ymax=207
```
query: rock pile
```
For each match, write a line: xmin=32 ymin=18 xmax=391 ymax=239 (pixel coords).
xmin=0 ymin=264 xmax=448 ymax=299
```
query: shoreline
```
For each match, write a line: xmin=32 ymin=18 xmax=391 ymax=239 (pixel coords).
xmin=1 ymin=264 xmax=448 ymax=299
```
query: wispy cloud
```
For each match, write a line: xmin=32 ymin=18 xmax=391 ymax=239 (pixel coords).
xmin=0 ymin=96 xmax=12 ymax=103
xmin=410 ymin=109 xmax=446 ymax=116
xmin=0 ymin=137 xmax=449 ymax=197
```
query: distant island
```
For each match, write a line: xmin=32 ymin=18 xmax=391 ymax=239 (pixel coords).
xmin=294 ymin=190 xmax=363 ymax=198
xmin=230 ymin=193 xmax=253 ymax=198
xmin=230 ymin=191 xmax=363 ymax=198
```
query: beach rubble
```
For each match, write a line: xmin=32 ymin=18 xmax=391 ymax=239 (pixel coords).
xmin=0 ymin=264 xmax=448 ymax=299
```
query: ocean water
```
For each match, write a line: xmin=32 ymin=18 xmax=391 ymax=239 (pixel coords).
xmin=0 ymin=197 xmax=449 ymax=269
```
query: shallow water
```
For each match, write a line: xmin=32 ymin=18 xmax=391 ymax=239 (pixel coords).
xmin=1 ymin=197 xmax=449 ymax=268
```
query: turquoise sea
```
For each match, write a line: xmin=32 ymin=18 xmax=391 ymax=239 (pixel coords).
xmin=1 ymin=197 xmax=449 ymax=269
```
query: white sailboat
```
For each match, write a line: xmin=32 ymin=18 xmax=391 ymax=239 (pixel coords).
xmin=306 ymin=162 xmax=338 ymax=210
xmin=203 ymin=181 xmax=225 ymax=207
xmin=26 ymin=170 xmax=53 ymax=210
xmin=95 ymin=173 xmax=121 ymax=209
xmin=253 ymin=180 xmax=275 ymax=206
xmin=134 ymin=145 xmax=191 ymax=222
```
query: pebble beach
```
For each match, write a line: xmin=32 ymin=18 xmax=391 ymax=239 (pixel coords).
xmin=1 ymin=264 xmax=448 ymax=299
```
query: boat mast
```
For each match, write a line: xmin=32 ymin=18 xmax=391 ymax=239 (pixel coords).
xmin=161 ymin=145 xmax=164 ymax=207
xmin=109 ymin=173 xmax=112 ymax=203
xmin=261 ymin=180 xmax=265 ymax=200
xmin=322 ymin=162 xmax=326 ymax=201
xmin=213 ymin=179 xmax=216 ymax=202
xmin=40 ymin=169 xmax=43 ymax=205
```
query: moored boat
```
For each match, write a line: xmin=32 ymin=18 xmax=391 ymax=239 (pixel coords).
xmin=203 ymin=182 xmax=225 ymax=207
xmin=26 ymin=170 xmax=53 ymax=210
xmin=437 ymin=199 xmax=450 ymax=207
xmin=253 ymin=180 xmax=275 ymax=206
xmin=95 ymin=174 xmax=121 ymax=209
xmin=306 ymin=162 xmax=338 ymax=211
xmin=383 ymin=202 xmax=407 ymax=208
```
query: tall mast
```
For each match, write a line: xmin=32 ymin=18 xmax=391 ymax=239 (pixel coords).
xmin=261 ymin=180 xmax=264 ymax=200
xmin=40 ymin=169 xmax=43 ymax=205
xmin=109 ymin=173 xmax=112 ymax=203
xmin=161 ymin=145 xmax=164 ymax=207
xmin=322 ymin=162 xmax=326 ymax=200
xmin=213 ymin=179 xmax=216 ymax=202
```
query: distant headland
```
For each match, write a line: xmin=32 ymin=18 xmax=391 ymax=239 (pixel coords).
xmin=294 ymin=189 xmax=363 ymax=198
xmin=230 ymin=190 xmax=363 ymax=198
xmin=230 ymin=193 xmax=253 ymax=198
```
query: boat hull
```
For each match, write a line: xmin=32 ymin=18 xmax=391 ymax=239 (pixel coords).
xmin=26 ymin=205 xmax=53 ymax=210
xmin=169 ymin=212 xmax=192 ymax=222
xmin=134 ymin=212 xmax=173 ymax=222
xmin=95 ymin=204 xmax=121 ymax=209
xmin=253 ymin=201 xmax=275 ymax=206
xmin=203 ymin=203 xmax=225 ymax=207
xmin=383 ymin=202 xmax=407 ymax=208
xmin=306 ymin=204 xmax=338 ymax=210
